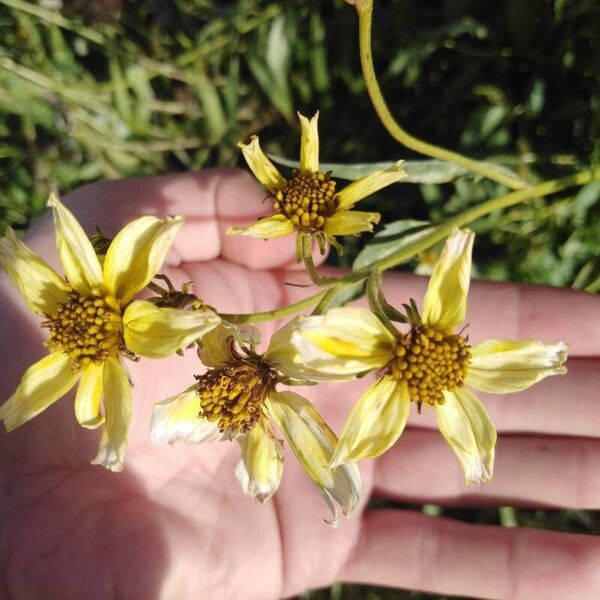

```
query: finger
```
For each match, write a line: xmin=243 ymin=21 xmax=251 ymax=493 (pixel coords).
xmin=340 ymin=509 xmax=600 ymax=600
xmin=372 ymin=429 xmax=600 ymax=508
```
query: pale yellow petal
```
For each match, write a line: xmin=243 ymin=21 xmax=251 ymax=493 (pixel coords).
xmin=151 ymin=387 xmax=222 ymax=445
xmin=422 ymin=228 xmax=474 ymax=331
xmin=74 ymin=363 xmax=105 ymax=429
xmin=435 ymin=388 xmax=496 ymax=485
xmin=235 ymin=418 xmax=283 ymax=502
xmin=0 ymin=352 xmax=78 ymax=432
xmin=0 ymin=227 xmax=68 ymax=316
xmin=103 ymin=215 xmax=183 ymax=304
xmin=238 ymin=135 xmax=287 ymax=193
xmin=91 ymin=357 xmax=131 ymax=472
xmin=266 ymin=391 xmax=361 ymax=525
xmin=199 ymin=322 xmax=259 ymax=368
xmin=331 ymin=375 xmax=408 ymax=467
xmin=323 ymin=210 xmax=381 ymax=236
xmin=466 ymin=339 xmax=567 ymax=394
xmin=336 ymin=160 xmax=407 ymax=210
xmin=47 ymin=193 xmax=103 ymax=294
xmin=123 ymin=300 xmax=220 ymax=358
xmin=227 ymin=214 xmax=295 ymax=239
xmin=298 ymin=112 xmax=319 ymax=172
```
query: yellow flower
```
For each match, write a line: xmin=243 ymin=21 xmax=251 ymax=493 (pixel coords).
xmin=0 ymin=194 xmax=220 ymax=471
xmin=150 ymin=322 xmax=361 ymax=525
xmin=289 ymin=229 xmax=568 ymax=484
xmin=227 ymin=112 xmax=407 ymax=249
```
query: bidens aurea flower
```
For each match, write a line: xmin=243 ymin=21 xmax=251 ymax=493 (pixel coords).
xmin=228 ymin=112 xmax=407 ymax=251
xmin=0 ymin=195 xmax=220 ymax=471
xmin=290 ymin=229 xmax=568 ymax=484
xmin=150 ymin=322 xmax=361 ymax=525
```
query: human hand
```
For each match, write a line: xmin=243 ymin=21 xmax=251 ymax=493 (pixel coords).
xmin=0 ymin=169 xmax=598 ymax=599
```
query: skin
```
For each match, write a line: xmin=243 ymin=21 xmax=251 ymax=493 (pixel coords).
xmin=0 ymin=168 xmax=599 ymax=600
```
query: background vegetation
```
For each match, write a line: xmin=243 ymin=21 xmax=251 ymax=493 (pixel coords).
xmin=1 ymin=0 xmax=599 ymax=597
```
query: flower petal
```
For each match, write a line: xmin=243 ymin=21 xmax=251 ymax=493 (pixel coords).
xmin=151 ymin=388 xmax=222 ymax=445
xmin=74 ymin=363 xmax=105 ymax=429
xmin=235 ymin=417 xmax=283 ymax=502
xmin=336 ymin=160 xmax=406 ymax=210
xmin=123 ymin=300 xmax=220 ymax=358
xmin=422 ymin=228 xmax=474 ymax=331
xmin=103 ymin=215 xmax=183 ymax=304
xmin=238 ymin=135 xmax=287 ymax=193
xmin=266 ymin=391 xmax=361 ymax=526
xmin=47 ymin=193 xmax=103 ymax=294
xmin=466 ymin=339 xmax=568 ymax=394
xmin=0 ymin=352 xmax=78 ymax=432
xmin=298 ymin=112 xmax=319 ymax=172
xmin=290 ymin=307 xmax=396 ymax=378
xmin=331 ymin=375 xmax=408 ymax=467
xmin=324 ymin=210 xmax=381 ymax=236
xmin=91 ymin=357 xmax=131 ymax=472
xmin=199 ymin=322 xmax=259 ymax=368
xmin=435 ymin=388 xmax=497 ymax=485
xmin=0 ymin=227 xmax=68 ymax=316
xmin=227 ymin=214 xmax=295 ymax=239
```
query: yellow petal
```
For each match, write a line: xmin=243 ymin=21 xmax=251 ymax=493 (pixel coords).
xmin=466 ymin=339 xmax=568 ymax=394
xmin=435 ymin=388 xmax=497 ymax=485
xmin=336 ymin=160 xmax=407 ymax=210
xmin=227 ymin=214 xmax=295 ymax=239
xmin=422 ymin=228 xmax=474 ymax=331
xmin=235 ymin=418 xmax=283 ymax=502
xmin=331 ymin=375 xmax=408 ymax=467
xmin=91 ymin=357 xmax=131 ymax=472
xmin=0 ymin=352 xmax=78 ymax=432
xmin=266 ymin=391 xmax=361 ymax=526
xmin=74 ymin=363 xmax=105 ymax=429
xmin=298 ymin=111 xmax=319 ymax=172
xmin=150 ymin=387 xmax=222 ymax=445
xmin=290 ymin=307 xmax=396 ymax=378
xmin=199 ymin=322 xmax=259 ymax=368
xmin=123 ymin=300 xmax=220 ymax=358
xmin=103 ymin=215 xmax=183 ymax=304
xmin=323 ymin=210 xmax=381 ymax=236
xmin=238 ymin=135 xmax=287 ymax=193
xmin=47 ymin=193 xmax=103 ymax=295
xmin=0 ymin=227 xmax=68 ymax=316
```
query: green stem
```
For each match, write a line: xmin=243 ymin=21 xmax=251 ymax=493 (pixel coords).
xmin=301 ymin=233 xmax=339 ymax=287
xmin=353 ymin=0 xmax=527 ymax=190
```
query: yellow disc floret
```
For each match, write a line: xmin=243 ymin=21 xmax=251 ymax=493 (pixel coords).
xmin=388 ymin=326 xmax=471 ymax=407
xmin=273 ymin=170 xmax=338 ymax=231
xmin=43 ymin=290 xmax=122 ymax=369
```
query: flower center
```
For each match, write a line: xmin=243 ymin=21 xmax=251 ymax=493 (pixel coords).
xmin=273 ymin=170 xmax=338 ymax=231
xmin=43 ymin=291 xmax=122 ymax=369
xmin=196 ymin=362 xmax=276 ymax=436
xmin=388 ymin=326 xmax=471 ymax=407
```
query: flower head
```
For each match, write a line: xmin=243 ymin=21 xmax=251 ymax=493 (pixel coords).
xmin=228 ymin=112 xmax=407 ymax=250
xmin=289 ymin=229 xmax=568 ymax=484
xmin=0 ymin=194 xmax=220 ymax=471
xmin=150 ymin=322 xmax=361 ymax=525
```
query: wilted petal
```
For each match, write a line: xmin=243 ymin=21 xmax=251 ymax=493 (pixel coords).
xmin=331 ymin=375 xmax=408 ymax=467
xmin=238 ymin=135 xmax=287 ymax=193
xmin=422 ymin=228 xmax=474 ymax=331
xmin=0 ymin=352 xmax=78 ymax=432
xmin=466 ymin=339 xmax=568 ymax=394
xmin=324 ymin=210 xmax=381 ymax=236
xmin=336 ymin=160 xmax=406 ymax=210
xmin=91 ymin=357 xmax=131 ymax=472
xmin=266 ymin=391 xmax=361 ymax=525
xmin=227 ymin=214 xmax=295 ymax=239
xmin=235 ymin=418 xmax=283 ymax=502
xmin=435 ymin=387 xmax=496 ymax=485
xmin=103 ymin=215 xmax=183 ymax=304
xmin=298 ymin=112 xmax=319 ymax=172
xmin=199 ymin=322 xmax=259 ymax=368
xmin=74 ymin=363 xmax=104 ymax=429
xmin=0 ymin=227 xmax=68 ymax=316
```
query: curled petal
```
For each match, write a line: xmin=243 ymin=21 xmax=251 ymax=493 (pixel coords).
xmin=75 ymin=363 xmax=105 ymax=429
xmin=466 ymin=339 xmax=568 ymax=394
xmin=422 ymin=228 xmax=474 ymax=331
xmin=298 ymin=112 xmax=319 ymax=172
xmin=435 ymin=388 xmax=497 ymax=485
xmin=0 ymin=227 xmax=68 ymax=316
xmin=324 ymin=210 xmax=381 ymax=237
xmin=199 ymin=322 xmax=259 ymax=368
xmin=331 ymin=375 xmax=408 ymax=467
xmin=238 ymin=136 xmax=287 ymax=193
xmin=227 ymin=214 xmax=295 ymax=239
